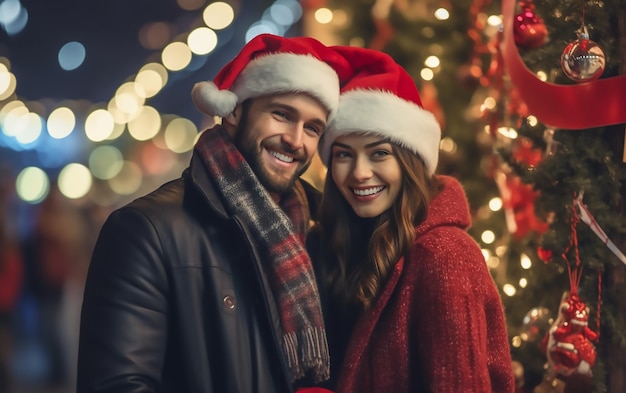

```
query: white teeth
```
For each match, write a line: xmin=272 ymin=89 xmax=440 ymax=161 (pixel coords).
xmin=269 ymin=150 xmax=294 ymax=163
xmin=353 ymin=186 xmax=384 ymax=196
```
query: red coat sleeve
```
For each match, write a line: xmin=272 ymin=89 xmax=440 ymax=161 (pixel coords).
xmin=410 ymin=227 xmax=515 ymax=393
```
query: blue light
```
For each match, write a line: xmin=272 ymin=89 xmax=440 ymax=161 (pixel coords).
xmin=58 ymin=41 xmax=86 ymax=71
xmin=0 ymin=0 xmax=28 ymax=36
xmin=268 ymin=3 xmax=295 ymax=26
xmin=275 ymin=0 xmax=302 ymax=22
xmin=246 ymin=21 xmax=280 ymax=42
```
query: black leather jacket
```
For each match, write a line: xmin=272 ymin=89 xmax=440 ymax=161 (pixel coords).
xmin=77 ymin=148 xmax=319 ymax=393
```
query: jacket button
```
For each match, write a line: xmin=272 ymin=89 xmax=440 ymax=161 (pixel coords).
xmin=223 ymin=295 xmax=236 ymax=309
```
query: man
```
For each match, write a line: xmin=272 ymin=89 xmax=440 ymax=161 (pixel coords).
xmin=77 ymin=34 xmax=350 ymax=393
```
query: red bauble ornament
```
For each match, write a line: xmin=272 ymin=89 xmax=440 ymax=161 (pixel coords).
xmin=537 ymin=246 xmax=552 ymax=263
xmin=561 ymin=29 xmax=605 ymax=82
xmin=541 ymin=292 xmax=598 ymax=377
xmin=513 ymin=3 xmax=548 ymax=49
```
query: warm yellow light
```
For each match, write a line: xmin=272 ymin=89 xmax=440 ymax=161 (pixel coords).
xmin=420 ymin=68 xmax=434 ymax=81
xmin=164 ymin=118 xmax=198 ymax=153
xmin=0 ymin=66 xmax=16 ymax=100
xmin=47 ymin=107 xmax=76 ymax=139
xmin=520 ymin=253 xmax=532 ymax=269
xmin=497 ymin=126 xmax=518 ymax=139
xmin=128 ymin=106 xmax=162 ymax=141
xmin=424 ymin=56 xmax=440 ymax=68
xmin=434 ymin=8 xmax=449 ymax=20
xmin=135 ymin=70 xmax=165 ymax=99
xmin=203 ymin=2 xmax=234 ymax=30
xmin=58 ymin=163 xmax=92 ymax=199
xmin=2 ymin=104 xmax=25 ymax=137
xmin=16 ymin=167 xmax=49 ymax=204
xmin=487 ymin=15 xmax=502 ymax=26
xmin=482 ymin=97 xmax=497 ymax=110
xmin=488 ymin=197 xmax=503 ymax=211
xmin=439 ymin=137 xmax=457 ymax=153
xmin=481 ymin=230 xmax=496 ymax=244
xmin=188 ymin=27 xmax=218 ymax=55
xmin=487 ymin=256 xmax=500 ymax=269
xmin=503 ymin=284 xmax=517 ymax=296
xmin=114 ymin=82 xmax=146 ymax=116
xmin=85 ymin=109 xmax=115 ymax=142
xmin=13 ymin=111 xmax=43 ymax=144
xmin=314 ymin=8 xmax=333 ymax=24
xmin=161 ymin=42 xmax=192 ymax=72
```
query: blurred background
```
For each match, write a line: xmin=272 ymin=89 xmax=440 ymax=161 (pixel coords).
xmin=1 ymin=0 xmax=625 ymax=392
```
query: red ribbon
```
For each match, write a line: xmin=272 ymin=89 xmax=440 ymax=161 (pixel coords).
xmin=500 ymin=0 xmax=626 ymax=129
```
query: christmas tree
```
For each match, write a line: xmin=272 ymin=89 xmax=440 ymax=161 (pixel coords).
xmin=319 ymin=0 xmax=626 ymax=391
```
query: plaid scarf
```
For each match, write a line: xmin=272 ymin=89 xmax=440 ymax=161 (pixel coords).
xmin=195 ymin=127 xmax=330 ymax=383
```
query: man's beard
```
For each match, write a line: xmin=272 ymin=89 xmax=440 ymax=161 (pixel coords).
xmin=233 ymin=107 xmax=310 ymax=195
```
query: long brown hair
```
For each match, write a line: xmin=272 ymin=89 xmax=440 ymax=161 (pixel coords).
xmin=317 ymin=142 xmax=439 ymax=310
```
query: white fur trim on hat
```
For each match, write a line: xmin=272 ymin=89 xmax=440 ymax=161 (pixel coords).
xmin=192 ymin=52 xmax=340 ymax=118
xmin=319 ymin=89 xmax=441 ymax=175
xmin=231 ymin=52 xmax=340 ymax=118
xmin=192 ymin=81 xmax=238 ymax=118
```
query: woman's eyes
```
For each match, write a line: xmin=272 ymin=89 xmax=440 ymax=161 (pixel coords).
xmin=332 ymin=149 xmax=391 ymax=159
xmin=372 ymin=149 xmax=391 ymax=158
xmin=333 ymin=150 xmax=351 ymax=159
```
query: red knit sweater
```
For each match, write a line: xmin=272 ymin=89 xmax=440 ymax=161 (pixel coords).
xmin=335 ymin=175 xmax=515 ymax=393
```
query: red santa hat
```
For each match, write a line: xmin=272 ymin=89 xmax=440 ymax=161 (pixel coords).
xmin=319 ymin=46 xmax=442 ymax=175
xmin=192 ymin=34 xmax=347 ymax=119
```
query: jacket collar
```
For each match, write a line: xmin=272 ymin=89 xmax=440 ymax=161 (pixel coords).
xmin=186 ymin=146 xmax=230 ymax=219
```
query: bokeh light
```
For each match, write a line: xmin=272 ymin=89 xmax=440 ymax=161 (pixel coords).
xmin=187 ymin=27 xmax=219 ymax=55
xmin=89 ymin=145 xmax=124 ymax=180
xmin=16 ymin=166 xmax=49 ymax=204
xmin=85 ymin=109 xmax=115 ymax=142
xmin=314 ymin=8 xmax=333 ymax=24
xmin=58 ymin=163 xmax=92 ymax=199
xmin=47 ymin=107 xmax=76 ymax=139
xmin=0 ymin=0 xmax=28 ymax=35
xmin=161 ymin=42 xmax=192 ymax=72
xmin=164 ymin=118 xmax=198 ymax=153
xmin=135 ymin=63 xmax=168 ymax=98
xmin=202 ymin=2 xmax=235 ymax=30
xmin=58 ymin=41 xmax=86 ymax=71
xmin=0 ymin=63 xmax=16 ymax=100
xmin=108 ymin=160 xmax=142 ymax=195
xmin=128 ymin=106 xmax=161 ymax=141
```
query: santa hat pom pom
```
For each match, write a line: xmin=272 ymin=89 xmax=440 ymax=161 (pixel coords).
xmin=192 ymin=81 xmax=238 ymax=117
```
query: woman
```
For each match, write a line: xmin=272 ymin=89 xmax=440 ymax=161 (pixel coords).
xmin=307 ymin=46 xmax=515 ymax=393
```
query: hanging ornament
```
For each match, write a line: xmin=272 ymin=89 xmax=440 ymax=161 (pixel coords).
xmin=540 ymin=196 xmax=599 ymax=381
xmin=514 ymin=1 xmax=548 ymax=49
xmin=560 ymin=26 xmax=605 ymax=82
xmin=537 ymin=246 xmax=553 ymax=263
xmin=543 ymin=291 xmax=597 ymax=377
